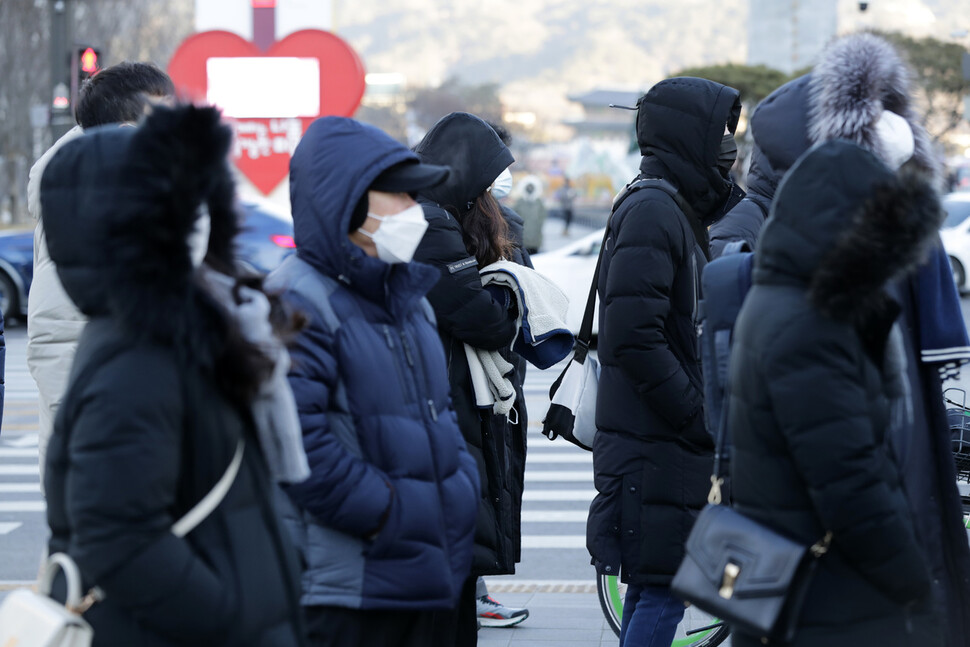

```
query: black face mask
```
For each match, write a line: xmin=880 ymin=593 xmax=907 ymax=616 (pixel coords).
xmin=717 ymin=133 xmax=738 ymax=177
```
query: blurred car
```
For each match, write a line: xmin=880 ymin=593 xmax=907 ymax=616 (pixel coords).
xmin=0 ymin=196 xmax=295 ymax=323
xmin=939 ymin=192 xmax=970 ymax=292
xmin=531 ymin=228 xmax=604 ymax=335
xmin=0 ymin=229 xmax=35 ymax=322
xmin=233 ymin=195 xmax=296 ymax=274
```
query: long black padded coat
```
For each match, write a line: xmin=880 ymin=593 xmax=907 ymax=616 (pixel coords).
xmin=728 ymin=140 xmax=942 ymax=646
xmin=586 ymin=77 xmax=742 ymax=586
xmin=413 ymin=112 xmax=525 ymax=575
xmin=40 ymin=108 xmax=305 ymax=646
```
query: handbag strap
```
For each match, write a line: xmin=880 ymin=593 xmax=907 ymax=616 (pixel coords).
xmin=576 ymin=177 xmax=685 ymax=360
xmin=54 ymin=439 xmax=246 ymax=615
xmin=171 ymin=439 xmax=245 ymax=537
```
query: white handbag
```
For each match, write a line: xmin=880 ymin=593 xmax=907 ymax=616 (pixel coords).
xmin=0 ymin=553 xmax=93 ymax=647
xmin=541 ymin=228 xmax=605 ymax=452
xmin=0 ymin=440 xmax=244 ymax=647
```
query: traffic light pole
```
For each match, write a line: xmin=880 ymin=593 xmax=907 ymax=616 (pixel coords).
xmin=49 ymin=0 xmax=76 ymax=140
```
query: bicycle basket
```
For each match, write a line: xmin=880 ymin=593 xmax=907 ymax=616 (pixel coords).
xmin=946 ymin=388 xmax=970 ymax=481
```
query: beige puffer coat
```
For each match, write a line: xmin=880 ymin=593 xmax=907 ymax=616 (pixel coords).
xmin=26 ymin=126 xmax=86 ymax=483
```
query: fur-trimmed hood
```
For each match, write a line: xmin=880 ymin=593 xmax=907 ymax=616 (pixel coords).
xmin=756 ymin=140 xmax=943 ymax=324
xmin=808 ymin=32 xmax=941 ymax=186
xmin=40 ymin=105 xmax=239 ymax=362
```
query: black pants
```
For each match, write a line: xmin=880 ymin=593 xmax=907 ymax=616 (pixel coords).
xmin=427 ymin=575 xmax=478 ymax=647
xmin=304 ymin=580 xmax=476 ymax=647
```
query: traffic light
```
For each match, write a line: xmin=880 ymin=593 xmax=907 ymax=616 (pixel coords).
xmin=76 ymin=46 xmax=100 ymax=85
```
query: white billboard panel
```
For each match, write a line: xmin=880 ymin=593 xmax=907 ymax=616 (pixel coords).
xmin=206 ymin=57 xmax=320 ymax=118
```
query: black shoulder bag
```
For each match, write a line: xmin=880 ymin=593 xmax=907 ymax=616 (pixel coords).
xmin=671 ymin=375 xmax=832 ymax=642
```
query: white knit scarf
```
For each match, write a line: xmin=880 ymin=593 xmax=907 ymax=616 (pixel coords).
xmin=201 ymin=268 xmax=310 ymax=483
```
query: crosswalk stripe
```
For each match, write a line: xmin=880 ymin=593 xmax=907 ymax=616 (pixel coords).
xmin=521 ymin=535 xmax=586 ymax=549
xmin=0 ymin=465 xmax=40 ymax=475
xmin=0 ymin=483 xmax=41 ymax=493
xmin=0 ymin=502 xmax=44 ymax=512
xmin=0 ymin=449 xmax=39 ymax=458
xmin=4 ymin=436 xmax=39 ymax=448
xmin=524 ymin=470 xmax=592 ymax=482
xmin=522 ymin=489 xmax=594 ymax=501
xmin=526 ymin=453 xmax=591 ymax=464
xmin=521 ymin=510 xmax=587 ymax=522
xmin=0 ymin=523 xmax=24 ymax=535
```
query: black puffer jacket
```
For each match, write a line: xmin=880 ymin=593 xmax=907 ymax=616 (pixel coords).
xmin=714 ymin=33 xmax=970 ymax=643
xmin=40 ymin=108 xmax=304 ymax=646
xmin=413 ymin=112 xmax=524 ymax=575
xmin=587 ymin=77 xmax=741 ymax=585
xmin=709 ymin=74 xmax=812 ymax=258
xmin=729 ymin=140 xmax=942 ymax=647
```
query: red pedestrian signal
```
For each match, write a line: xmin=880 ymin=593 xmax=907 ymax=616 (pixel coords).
xmin=80 ymin=47 xmax=99 ymax=75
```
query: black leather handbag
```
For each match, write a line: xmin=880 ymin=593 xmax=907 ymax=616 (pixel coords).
xmin=671 ymin=397 xmax=832 ymax=642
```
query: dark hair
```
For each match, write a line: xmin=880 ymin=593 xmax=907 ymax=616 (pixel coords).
xmin=486 ymin=120 xmax=512 ymax=147
xmin=195 ymin=168 xmax=306 ymax=408
xmin=461 ymin=191 xmax=513 ymax=267
xmin=75 ymin=62 xmax=174 ymax=128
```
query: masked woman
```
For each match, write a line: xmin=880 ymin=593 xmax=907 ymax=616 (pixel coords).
xmin=40 ymin=105 xmax=306 ymax=646
xmin=412 ymin=112 xmax=526 ymax=644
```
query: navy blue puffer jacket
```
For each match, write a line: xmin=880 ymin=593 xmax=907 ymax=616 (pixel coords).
xmin=265 ymin=117 xmax=479 ymax=610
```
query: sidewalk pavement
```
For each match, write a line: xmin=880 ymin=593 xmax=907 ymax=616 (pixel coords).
xmin=478 ymin=585 xmax=616 ymax=647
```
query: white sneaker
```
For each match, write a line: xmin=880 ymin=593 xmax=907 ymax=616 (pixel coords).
xmin=476 ymin=595 xmax=529 ymax=628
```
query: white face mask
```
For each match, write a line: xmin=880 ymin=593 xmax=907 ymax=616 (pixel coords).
xmin=489 ymin=168 xmax=513 ymax=199
xmin=188 ymin=207 xmax=211 ymax=268
xmin=359 ymin=204 xmax=429 ymax=264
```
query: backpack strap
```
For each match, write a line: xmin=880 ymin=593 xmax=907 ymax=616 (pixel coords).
xmin=575 ymin=178 xmax=688 ymax=353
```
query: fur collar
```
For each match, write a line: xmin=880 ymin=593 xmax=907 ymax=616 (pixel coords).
xmin=809 ymin=161 xmax=943 ymax=325
xmin=106 ymin=105 xmax=239 ymax=367
xmin=808 ymin=32 xmax=942 ymax=188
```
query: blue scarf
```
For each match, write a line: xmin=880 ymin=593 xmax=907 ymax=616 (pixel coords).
xmin=916 ymin=240 xmax=970 ymax=380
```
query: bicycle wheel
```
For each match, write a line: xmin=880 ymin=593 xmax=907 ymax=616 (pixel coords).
xmin=596 ymin=572 xmax=730 ymax=646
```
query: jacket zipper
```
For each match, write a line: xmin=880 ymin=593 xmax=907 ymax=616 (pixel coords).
xmin=383 ymin=325 xmax=418 ymax=404
xmin=400 ymin=331 xmax=437 ymax=422
xmin=402 ymin=326 xmax=453 ymax=591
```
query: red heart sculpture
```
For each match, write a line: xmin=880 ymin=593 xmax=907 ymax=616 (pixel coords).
xmin=167 ymin=30 xmax=366 ymax=195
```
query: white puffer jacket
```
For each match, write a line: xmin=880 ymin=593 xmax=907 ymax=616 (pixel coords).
xmin=26 ymin=126 xmax=86 ymax=483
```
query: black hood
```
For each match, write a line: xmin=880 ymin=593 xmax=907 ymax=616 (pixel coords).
xmin=414 ymin=112 xmax=513 ymax=215
xmin=743 ymin=144 xmax=777 ymax=204
xmin=41 ymin=105 xmax=240 ymax=359
xmin=635 ymin=77 xmax=741 ymax=216
xmin=757 ymin=140 xmax=943 ymax=325
xmin=744 ymin=74 xmax=814 ymax=204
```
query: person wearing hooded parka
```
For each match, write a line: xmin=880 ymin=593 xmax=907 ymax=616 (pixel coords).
xmin=39 ymin=105 xmax=307 ymax=646
xmin=265 ymin=116 xmax=479 ymax=647
xmin=727 ymin=139 xmax=944 ymax=646
xmin=709 ymin=34 xmax=970 ymax=645
xmin=411 ymin=112 xmax=527 ymax=643
xmin=585 ymin=77 xmax=744 ymax=647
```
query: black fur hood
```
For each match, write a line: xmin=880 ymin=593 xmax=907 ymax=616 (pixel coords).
xmin=808 ymin=32 xmax=942 ymax=188
xmin=755 ymin=139 xmax=943 ymax=325
xmin=40 ymin=105 xmax=240 ymax=365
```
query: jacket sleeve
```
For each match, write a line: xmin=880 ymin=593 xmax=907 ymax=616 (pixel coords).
xmin=413 ymin=207 xmax=517 ymax=350
xmin=764 ymin=320 xmax=931 ymax=604
xmin=65 ymin=348 xmax=232 ymax=641
xmin=280 ymin=290 xmax=393 ymax=537
xmin=600 ymin=196 xmax=703 ymax=430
